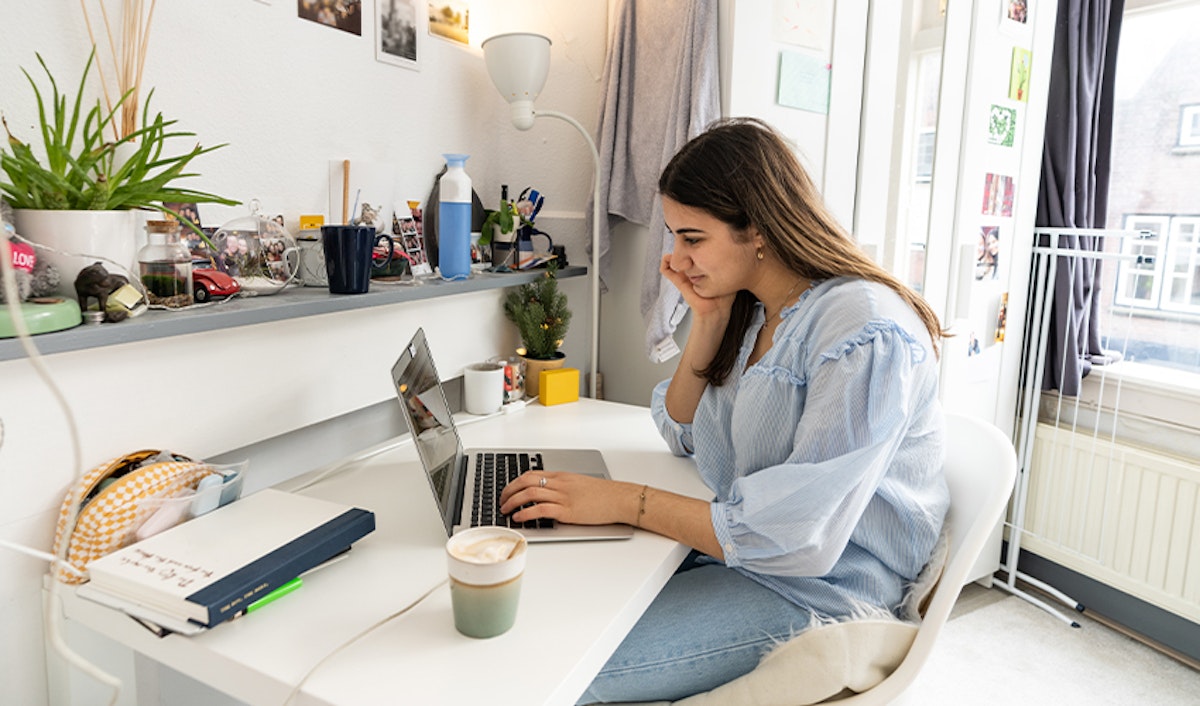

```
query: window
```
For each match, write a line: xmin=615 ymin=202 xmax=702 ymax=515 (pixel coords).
xmin=1179 ymin=104 xmax=1200 ymax=147
xmin=1103 ymin=1 xmax=1200 ymax=375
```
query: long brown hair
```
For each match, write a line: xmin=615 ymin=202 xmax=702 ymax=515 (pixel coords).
xmin=658 ymin=118 xmax=945 ymax=386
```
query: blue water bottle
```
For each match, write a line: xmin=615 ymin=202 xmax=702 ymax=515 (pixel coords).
xmin=438 ymin=153 xmax=472 ymax=281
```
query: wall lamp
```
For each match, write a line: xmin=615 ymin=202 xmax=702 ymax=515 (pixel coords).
xmin=482 ymin=32 xmax=601 ymax=399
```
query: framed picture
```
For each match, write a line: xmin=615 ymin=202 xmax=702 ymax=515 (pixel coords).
xmin=297 ymin=0 xmax=363 ymax=36
xmin=377 ymin=0 xmax=421 ymax=70
xmin=427 ymin=1 xmax=468 ymax=45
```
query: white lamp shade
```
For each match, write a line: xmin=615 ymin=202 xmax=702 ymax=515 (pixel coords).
xmin=482 ymin=32 xmax=552 ymax=130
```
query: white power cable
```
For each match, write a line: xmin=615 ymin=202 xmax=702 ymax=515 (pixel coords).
xmin=1 ymin=233 xmax=123 ymax=704
xmin=281 ymin=578 xmax=448 ymax=706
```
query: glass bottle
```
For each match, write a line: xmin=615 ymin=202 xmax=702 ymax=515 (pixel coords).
xmin=138 ymin=218 xmax=193 ymax=307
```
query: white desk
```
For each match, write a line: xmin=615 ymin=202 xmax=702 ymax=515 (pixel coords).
xmin=52 ymin=399 xmax=712 ymax=706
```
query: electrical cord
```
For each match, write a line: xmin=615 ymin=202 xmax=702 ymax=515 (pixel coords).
xmin=0 ymin=231 xmax=123 ymax=705
xmin=287 ymin=401 xmax=522 ymax=494
xmin=281 ymin=577 xmax=449 ymax=706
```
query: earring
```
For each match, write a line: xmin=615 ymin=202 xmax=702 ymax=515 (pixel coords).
xmin=756 ymin=248 xmax=764 ymax=261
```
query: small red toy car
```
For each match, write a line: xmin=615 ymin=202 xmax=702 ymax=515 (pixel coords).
xmin=193 ymin=268 xmax=241 ymax=302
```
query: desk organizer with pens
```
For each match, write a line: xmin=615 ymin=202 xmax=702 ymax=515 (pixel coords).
xmin=51 ymin=450 xmax=245 ymax=583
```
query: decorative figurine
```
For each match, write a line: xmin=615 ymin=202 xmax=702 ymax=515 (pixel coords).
xmin=74 ymin=262 xmax=130 ymax=322
xmin=353 ymin=202 xmax=384 ymax=231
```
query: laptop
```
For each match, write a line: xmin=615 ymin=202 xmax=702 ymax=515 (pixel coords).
xmin=391 ymin=328 xmax=633 ymax=542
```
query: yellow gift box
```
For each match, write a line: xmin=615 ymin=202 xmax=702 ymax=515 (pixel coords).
xmin=539 ymin=367 xmax=580 ymax=406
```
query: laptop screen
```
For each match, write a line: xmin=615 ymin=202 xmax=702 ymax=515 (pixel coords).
xmin=390 ymin=328 xmax=463 ymax=535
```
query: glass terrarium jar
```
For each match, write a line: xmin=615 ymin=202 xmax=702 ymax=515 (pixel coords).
xmin=212 ymin=212 xmax=299 ymax=295
xmin=137 ymin=219 xmax=193 ymax=308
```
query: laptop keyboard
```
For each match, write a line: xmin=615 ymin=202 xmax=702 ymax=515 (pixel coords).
xmin=470 ymin=452 xmax=555 ymax=530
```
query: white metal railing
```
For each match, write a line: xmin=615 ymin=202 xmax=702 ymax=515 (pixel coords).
xmin=1001 ymin=227 xmax=1148 ymax=625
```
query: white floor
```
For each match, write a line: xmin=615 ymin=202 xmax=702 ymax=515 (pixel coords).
xmin=895 ymin=584 xmax=1200 ymax=705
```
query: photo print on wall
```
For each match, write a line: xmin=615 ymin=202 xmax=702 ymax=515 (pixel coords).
xmin=995 ymin=292 xmax=1009 ymax=342
xmin=428 ymin=1 xmax=469 ymax=45
xmin=1006 ymin=0 xmax=1029 ymax=24
xmin=298 ymin=0 xmax=363 ymax=35
xmin=981 ymin=173 xmax=1015 ymax=217
xmin=976 ymin=225 xmax=1001 ymax=281
xmin=377 ymin=0 xmax=421 ymax=70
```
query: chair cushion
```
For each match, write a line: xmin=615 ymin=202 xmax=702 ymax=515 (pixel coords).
xmin=668 ymin=619 xmax=918 ymax=706
xmin=612 ymin=530 xmax=950 ymax=706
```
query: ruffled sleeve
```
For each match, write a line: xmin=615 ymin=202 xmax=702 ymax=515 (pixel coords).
xmin=712 ymin=323 xmax=932 ymax=577
xmin=650 ymin=378 xmax=696 ymax=456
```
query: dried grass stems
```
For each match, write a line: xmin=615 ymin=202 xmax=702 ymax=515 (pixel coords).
xmin=79 ymin=0 xmax=158 ymax=141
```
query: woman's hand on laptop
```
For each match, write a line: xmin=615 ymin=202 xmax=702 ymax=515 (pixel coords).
xmin=500 ymin=472 xmax=725 ymax=559
xmin=498 ymin=473 xmax=641 ymax=527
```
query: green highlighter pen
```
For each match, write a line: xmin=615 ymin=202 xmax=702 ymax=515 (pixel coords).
xmin=246 ymin=577 xmax=302 ymax=614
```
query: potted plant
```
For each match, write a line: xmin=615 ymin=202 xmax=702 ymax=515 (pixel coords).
xmin=0 ymin=51 xmax=237 ymax=295
xmin=479 ymin=198 xmax=522 ymax=267
xmin=503 ymin=262 xmax=571 ymax=397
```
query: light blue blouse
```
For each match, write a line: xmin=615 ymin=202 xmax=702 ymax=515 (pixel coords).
xmin=651 ymin=277 xmax=949 ymax=618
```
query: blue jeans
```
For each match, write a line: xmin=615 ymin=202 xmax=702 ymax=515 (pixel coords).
xmin=577 ymin=556 xmax=819 ymax=704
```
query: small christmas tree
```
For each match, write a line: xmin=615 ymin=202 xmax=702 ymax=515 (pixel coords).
xmin=503 ymin=263 xmax=571 ymax=360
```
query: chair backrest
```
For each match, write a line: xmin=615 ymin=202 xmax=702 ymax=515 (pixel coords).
xmin=829 ymin=413 xmax=1017 ymax=705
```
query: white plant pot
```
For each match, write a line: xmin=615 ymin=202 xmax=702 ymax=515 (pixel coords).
xmin=12 ymin=210 xmax=140 ymax=298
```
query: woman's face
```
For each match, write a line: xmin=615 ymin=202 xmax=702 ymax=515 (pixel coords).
xmin=662 ymin=196 xmax=761 ymax=298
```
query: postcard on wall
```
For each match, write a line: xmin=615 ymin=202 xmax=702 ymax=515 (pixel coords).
xmin=995 ymin=292 xmax=1009 ymax=342
xmin=777 ymin=50 xmax=831 ymax=114
xmin=377 ymin=0 xmax=421 ymax=70
xmin=987 ymin=104 xmax=1018 ymax=147
xmin=428 ymin=1 xmax=468 ymax=45
xmin=976 ymin=225 xmax=1002 ymax=281
xmin=772 ymin=0 xmax=833 ymax=53
xmin=981 ymin=172 xmax=1015 ymax=217
xmin=298 ymin=0 xmax=362 ymax=36
xmin=1009 ymin=47 xmax=1033 ymax=102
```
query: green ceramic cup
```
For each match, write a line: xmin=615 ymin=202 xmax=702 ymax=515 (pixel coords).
xmin=446 ymin=527 xmax=527 ymax=639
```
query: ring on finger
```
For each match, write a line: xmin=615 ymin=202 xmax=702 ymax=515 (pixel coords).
xmin=539 ymin=475 xmax=548 ymax=488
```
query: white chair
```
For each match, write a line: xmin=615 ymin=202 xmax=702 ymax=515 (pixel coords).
xmin=624 ymin=413 xmax=1018 ymax=706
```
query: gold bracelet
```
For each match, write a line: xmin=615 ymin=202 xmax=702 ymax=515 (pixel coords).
xmin=635 ymin=485 xmax=648 ymax=527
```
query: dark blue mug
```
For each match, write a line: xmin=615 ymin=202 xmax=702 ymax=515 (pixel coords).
xmin=322 ymin=225 xmax=394 ymax=294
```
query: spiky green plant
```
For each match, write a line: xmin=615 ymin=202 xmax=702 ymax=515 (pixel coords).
xmin=503 ymin=263 xmax=571 ymax=360
xmin=0 ymin=52 xmax=237 ymax=245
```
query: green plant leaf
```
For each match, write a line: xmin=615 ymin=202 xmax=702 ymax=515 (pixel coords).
xmin=0 ymin=50 xmax=238 ymax=212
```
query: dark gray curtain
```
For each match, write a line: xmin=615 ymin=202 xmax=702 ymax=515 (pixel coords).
xmin=1036 ymin=0 xmax=1125 ymax=396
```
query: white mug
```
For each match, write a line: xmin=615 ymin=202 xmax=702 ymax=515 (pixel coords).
xmin=463 ymin=363 xmax=504 ymax=415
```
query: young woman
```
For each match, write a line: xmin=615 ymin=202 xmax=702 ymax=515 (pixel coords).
xmin=500 ymin=118 xmax=949 ymax=703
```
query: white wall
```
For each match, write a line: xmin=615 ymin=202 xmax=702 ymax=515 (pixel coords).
xmin=0 ymin=2 xmax=606 ymax=704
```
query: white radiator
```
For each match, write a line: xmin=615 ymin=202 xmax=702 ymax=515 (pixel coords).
xmin=1022 ymin=423 xmax=1200 ymax=622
